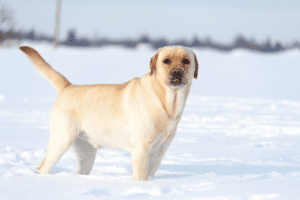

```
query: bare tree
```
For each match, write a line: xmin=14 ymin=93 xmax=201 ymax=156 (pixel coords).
xmin=0 ymin=3 xmax=15 ymax=31
xmin=53 ymin=0 xmax=62 ymax=49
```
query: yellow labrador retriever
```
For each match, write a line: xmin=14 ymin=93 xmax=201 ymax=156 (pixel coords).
xmin=19 ymin=46 xmax=198 ymax=181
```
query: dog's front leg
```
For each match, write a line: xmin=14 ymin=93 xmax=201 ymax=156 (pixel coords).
xmin=131 ymin=146 xmax=149 ymax=181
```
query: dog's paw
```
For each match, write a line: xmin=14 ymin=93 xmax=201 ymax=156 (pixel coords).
xmin=35 ymin=168 xmax=40 ymax=174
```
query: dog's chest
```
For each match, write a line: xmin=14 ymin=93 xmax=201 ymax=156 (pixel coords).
xmin=148 ymin=118 xmax=179 ymax=157
xmin=164 ymin=87 xmax=187 ymax=120
xmin=148 ymin=88 xmax=186 ymax=158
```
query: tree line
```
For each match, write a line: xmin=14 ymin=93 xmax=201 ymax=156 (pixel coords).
xmin=0 ymin=28 xmax=299 ymax=53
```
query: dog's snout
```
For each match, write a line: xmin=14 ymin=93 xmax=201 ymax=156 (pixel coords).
xmin=169 ymin=67 xmax=186 ymax=86
xmin=171 ymin=68 xmax=184 ymax=76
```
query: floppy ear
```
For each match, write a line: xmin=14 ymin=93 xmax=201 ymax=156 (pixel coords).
xmin=194 ymin=54 xmax=198 ymax=79
xmin=150 ymin=52 xmax=159 ymax=76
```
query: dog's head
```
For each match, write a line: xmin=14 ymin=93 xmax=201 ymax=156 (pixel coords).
xmin=150 ymin=46 xmax=198 ymax=88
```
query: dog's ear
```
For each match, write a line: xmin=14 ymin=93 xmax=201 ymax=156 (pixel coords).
xmin=194 ymin=54 xmax=198 ymax=79
xmin=150 ymin=52 xmax=159 ymax=76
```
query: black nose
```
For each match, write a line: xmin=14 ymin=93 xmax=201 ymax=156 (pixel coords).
xmin=170 ymin=68 xmax=185 ymax=86
xmin=171 ymin=68 xmax=184 ymax=78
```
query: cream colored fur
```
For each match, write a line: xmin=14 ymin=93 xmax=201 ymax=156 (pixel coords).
xmin=19 ymin=46 xmax=198 ymax=181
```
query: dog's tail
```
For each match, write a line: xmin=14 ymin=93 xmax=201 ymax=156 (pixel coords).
xmin=19 ymin=46 xmax=71 ymax=94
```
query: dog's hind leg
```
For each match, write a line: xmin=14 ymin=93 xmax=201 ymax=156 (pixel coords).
xmin=37 ymin=110 xmax=79 ymax=174
xmin=71 ymin=136 xmax=97 ymax=175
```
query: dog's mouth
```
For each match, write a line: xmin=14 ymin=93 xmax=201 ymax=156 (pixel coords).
xmin=168 ymin=68 xmax=186 ymax=87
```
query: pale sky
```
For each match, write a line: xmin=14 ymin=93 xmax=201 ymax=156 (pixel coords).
xmin=3 ymin=0 xmax=300 ymax=44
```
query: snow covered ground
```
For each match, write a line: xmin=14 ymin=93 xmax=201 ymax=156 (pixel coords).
xmin=1 ymin=44 xmax=300 ymax=199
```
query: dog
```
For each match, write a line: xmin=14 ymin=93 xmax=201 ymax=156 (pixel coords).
xmin=19 ymin=45 xmax=198 ymax=181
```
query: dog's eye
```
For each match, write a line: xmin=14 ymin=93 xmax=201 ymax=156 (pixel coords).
xmin=163 ymin=59 xmax=170 ymax=64
xmin=182 ymin=59 xmax=190 ymax=65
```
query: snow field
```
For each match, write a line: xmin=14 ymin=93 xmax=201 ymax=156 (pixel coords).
xmin=0 ymin=45 xmax=300 ymax=199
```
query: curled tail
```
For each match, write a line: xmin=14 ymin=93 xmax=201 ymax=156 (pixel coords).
xmin=19 ymin=46 xmax=71 ymax=94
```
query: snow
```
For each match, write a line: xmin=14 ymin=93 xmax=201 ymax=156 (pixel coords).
xmin=1 ymin=44 xmax=300 ymax=199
